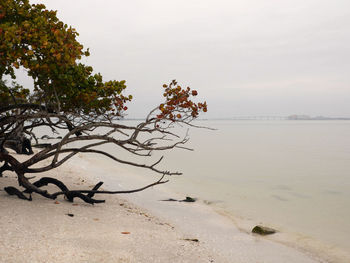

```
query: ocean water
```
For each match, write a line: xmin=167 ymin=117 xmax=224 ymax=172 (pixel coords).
xmin=71 ymin=120 xmax=350 ymax=261
xmin=159 ymin=120 xmax=350 ymax=258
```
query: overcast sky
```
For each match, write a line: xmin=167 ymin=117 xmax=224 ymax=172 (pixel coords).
xmin=26 ymin=0 xmax=350 ymax=118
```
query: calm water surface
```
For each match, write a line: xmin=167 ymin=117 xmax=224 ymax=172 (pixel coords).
xmin=162 ymin=120 xmax=350 ymax=256
xmin=80 ymin=120 xmax=350 ymax=260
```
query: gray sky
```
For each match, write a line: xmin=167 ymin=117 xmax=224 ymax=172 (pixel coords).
xmin=25 ymin=0 xmax=350 ymax=118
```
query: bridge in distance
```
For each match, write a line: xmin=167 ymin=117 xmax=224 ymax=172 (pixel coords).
xmin=230 ymin=116 xmax=287 ymax=120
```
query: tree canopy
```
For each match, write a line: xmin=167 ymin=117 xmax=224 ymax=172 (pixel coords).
xmin=0 ymin=0 xmax=207 ymax=204
xmin=0 ymin=0 xmax=131 ymax=114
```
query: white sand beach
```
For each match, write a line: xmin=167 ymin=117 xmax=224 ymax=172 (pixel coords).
xmin=0 ymin=158 xmax=224 ymax=263
xmin=0 ymin=153 xmax=327 ymax=262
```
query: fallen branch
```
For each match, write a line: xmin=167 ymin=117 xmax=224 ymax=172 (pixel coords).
xmin=5 ymin=174 xmax=168 ymax=204
xmin=4 ymin=186 xmax=32 ymax=201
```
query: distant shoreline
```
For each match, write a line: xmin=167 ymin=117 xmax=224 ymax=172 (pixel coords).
xmin=122 ymin=117 xmax=350 ymax=121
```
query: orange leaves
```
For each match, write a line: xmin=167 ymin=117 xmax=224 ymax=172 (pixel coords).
xmin=159 ymin=103 xmax=165 ymax=112
xmin=26 ymin=50 xmax=34 ymax=56
xmin=53 ymin=29 xmax=61 ymax=37
xmin=23 ymin=22 xmax=30 ymax=28
xmin=156 ymin=80 xmax=207 ymax=121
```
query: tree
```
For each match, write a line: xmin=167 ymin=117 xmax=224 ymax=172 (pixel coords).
xmin=0 ymin=0 xmax=207 ymax=204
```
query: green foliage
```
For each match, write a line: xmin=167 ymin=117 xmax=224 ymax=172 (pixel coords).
xmin=0 ymin=1 xmax=206 ymax=118
xmin=0 ymin=79 xmax=30 ymax=105
xmin=0 ymin=0 xmax=129 ymax=114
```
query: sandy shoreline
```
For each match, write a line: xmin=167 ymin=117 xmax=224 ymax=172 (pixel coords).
xmin=0 ymin=159 xmax=224 ymax=263
xmin=0 ymin=154 xmax=327 ymax=262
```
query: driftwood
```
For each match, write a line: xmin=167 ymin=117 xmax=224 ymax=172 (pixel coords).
xmin=4 ymin=175 xmax=168 ymax=204
xmin=160 ymin=196 xmax=197 ymax=202
xmin=23 ymin=177 xmax=105 ymax=204
xmin=4 ymin=186 xmax=32 ymax=201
